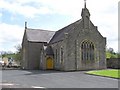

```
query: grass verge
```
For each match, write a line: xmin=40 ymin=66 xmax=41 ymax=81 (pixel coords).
xmin=86 ymin=69 xmax=120 ymax=79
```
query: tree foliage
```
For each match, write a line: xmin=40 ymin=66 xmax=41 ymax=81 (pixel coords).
xmin=106 ymin=47 xmax=119 ymax=58
xmin=14 ymin=44 xmax=22 ymax=62
xmin=0 ymin=51 xmax=14 ymax=58
xmin=117 ymin=53 xmax=120 ymax=58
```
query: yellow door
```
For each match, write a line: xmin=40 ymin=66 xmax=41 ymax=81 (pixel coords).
xmin=46 ymin=57 xmax=53 ymax=69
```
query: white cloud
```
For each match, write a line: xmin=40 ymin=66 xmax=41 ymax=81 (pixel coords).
xmin=0 ymin=23 xmax=24 ymax=52
xmin=0 ymin=13 xmax=2 ymax=23
xmin=0 ymin=0 xmax=119 ymax=18
xmin=0 ymin=0 xmax=52 ymax=18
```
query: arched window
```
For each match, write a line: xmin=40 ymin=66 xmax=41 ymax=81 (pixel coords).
xmin=81 ymin=40 xmax=94 ymax=62
xmin=60 ymin=47 xmax=63 ymax=64
xmin=56 ymin=49 xmax=57 ymax=63
xmin=40 ymin=50 xmax=43 ymax=63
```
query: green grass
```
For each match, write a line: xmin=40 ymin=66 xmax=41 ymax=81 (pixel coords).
xmin=86 ymin=69 xmax=120 ymax=79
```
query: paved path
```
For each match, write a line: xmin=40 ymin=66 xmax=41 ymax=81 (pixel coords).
xmin=1 ymin=70 xmax=118 ymax=88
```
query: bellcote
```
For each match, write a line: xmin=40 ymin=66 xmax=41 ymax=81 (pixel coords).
xmin=81 ymin=8 xmax=90 ymax=19
xmin=81 ymin=0 xmax=90 ymax=18
xmin=81 ymin=0 xmax=90 ymax=29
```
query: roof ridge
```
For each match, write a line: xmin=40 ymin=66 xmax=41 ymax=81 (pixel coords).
xmin=25 ymin=28 xmax=55 ymax=43
xmin=26 ymin=28 xmax=55 ymax=32
xmin=57 ymin=19 xmax=81 ymax=32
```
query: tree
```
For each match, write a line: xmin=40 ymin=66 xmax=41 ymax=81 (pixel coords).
xmin=107 ymin=47 xmax=114 ymax=54
xmin=14 ymin=44 xmax=22 ymax=62
xmin=106 ymin=47 xmax=117 ymax=58
xmin=0 ymin=51 xmax=7 ymax=58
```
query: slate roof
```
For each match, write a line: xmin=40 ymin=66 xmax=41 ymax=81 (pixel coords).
xmin=26 ymin=28 xmax=55 ymax=43
xmin=49 ymin=19 xmax=82 ymax=44
xmin=45 ymin=46 xmax=54 ymax=55
xmin=24 ymin=19 xmax=82 ymax=44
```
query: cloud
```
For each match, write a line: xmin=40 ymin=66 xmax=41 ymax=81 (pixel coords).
xmin=0 ymin=13 xmax=2 ymax=24
xmin=0 ymin=23 xmax=24 ymax=52
xmin=0 ymin=0 xmax=52 ymax=18
xmin=0 ymin=0 xmax=119 ymax=18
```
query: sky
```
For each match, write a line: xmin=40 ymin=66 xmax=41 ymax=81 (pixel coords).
xmin=0 ymin=0 xmax=119 ymax=53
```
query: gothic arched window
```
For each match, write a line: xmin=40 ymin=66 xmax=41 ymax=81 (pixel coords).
xmin=81 ymin=40 xmax=94 ymax=62
xmin=56 ymin=49 xmax=57 ymax=63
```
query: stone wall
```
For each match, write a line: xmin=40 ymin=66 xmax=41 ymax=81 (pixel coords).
xmin=28 ymin=42 xmax=44 ymax=69
xmin=107 ymin=58 xmax=120 ymax=69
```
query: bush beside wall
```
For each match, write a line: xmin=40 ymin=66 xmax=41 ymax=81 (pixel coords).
xmin=107 ymin=58 xmax=120 ymax=69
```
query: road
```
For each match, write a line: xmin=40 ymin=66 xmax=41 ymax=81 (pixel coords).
xmin=1 ymin=70 xmax=118 ymax=88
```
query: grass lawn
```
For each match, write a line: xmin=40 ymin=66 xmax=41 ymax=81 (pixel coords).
xmin=86 ymin=69 xmax=120 ymax=79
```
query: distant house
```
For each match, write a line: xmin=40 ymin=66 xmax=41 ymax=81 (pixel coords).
xmin=21 ymin=2 xmax=106 ymax=71
xmin=2 ymin=57 xmax=9 ymax=66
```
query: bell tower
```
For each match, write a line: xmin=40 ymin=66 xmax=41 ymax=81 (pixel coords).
xmin=81 ymin=0 xmax=90 ymax=29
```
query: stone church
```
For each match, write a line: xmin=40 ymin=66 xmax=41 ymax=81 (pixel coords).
xmin=21 ymin=2 xmax=106 ymax=71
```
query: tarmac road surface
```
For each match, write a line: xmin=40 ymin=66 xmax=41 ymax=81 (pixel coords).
xmin=1 ymin=70 xmax=119 ymax=88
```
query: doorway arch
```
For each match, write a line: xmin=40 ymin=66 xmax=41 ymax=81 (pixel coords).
xmin=46 ymin=57 xmax=53 ymax=69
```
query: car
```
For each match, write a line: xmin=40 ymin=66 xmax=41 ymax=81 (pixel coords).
xmin=11 ymin=61 xmax=20 ymax=68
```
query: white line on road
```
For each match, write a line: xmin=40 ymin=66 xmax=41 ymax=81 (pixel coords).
xmin=32 ymin=86 xmax=45 ymax=88
xmin=0 ymin=83 xmax=14 ymax=86
xmin=0 ymin=83 xmax=19 ymax=86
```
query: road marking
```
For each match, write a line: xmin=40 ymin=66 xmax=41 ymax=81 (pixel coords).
xmin=0 ymin=83 xmax=14 ymax=86
xmin=32 ymin=86 xmax=45 ymax=88
xmin=0 ymin=83 xmax=19 ymax=86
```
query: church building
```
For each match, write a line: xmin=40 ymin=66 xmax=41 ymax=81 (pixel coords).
xmin=21 ymin=1 xmax=106 ymax=71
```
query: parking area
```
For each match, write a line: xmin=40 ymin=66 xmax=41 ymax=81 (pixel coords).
xmin=1 ymin=70 xmax=118 ymax=88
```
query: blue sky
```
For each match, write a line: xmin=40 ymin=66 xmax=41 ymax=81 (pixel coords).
xmin=0 ymin=0 xmax=119 ymax=52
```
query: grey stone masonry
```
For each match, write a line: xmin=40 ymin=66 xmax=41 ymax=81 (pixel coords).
xmin=21 ymin=3 xmax=106 ymax=71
